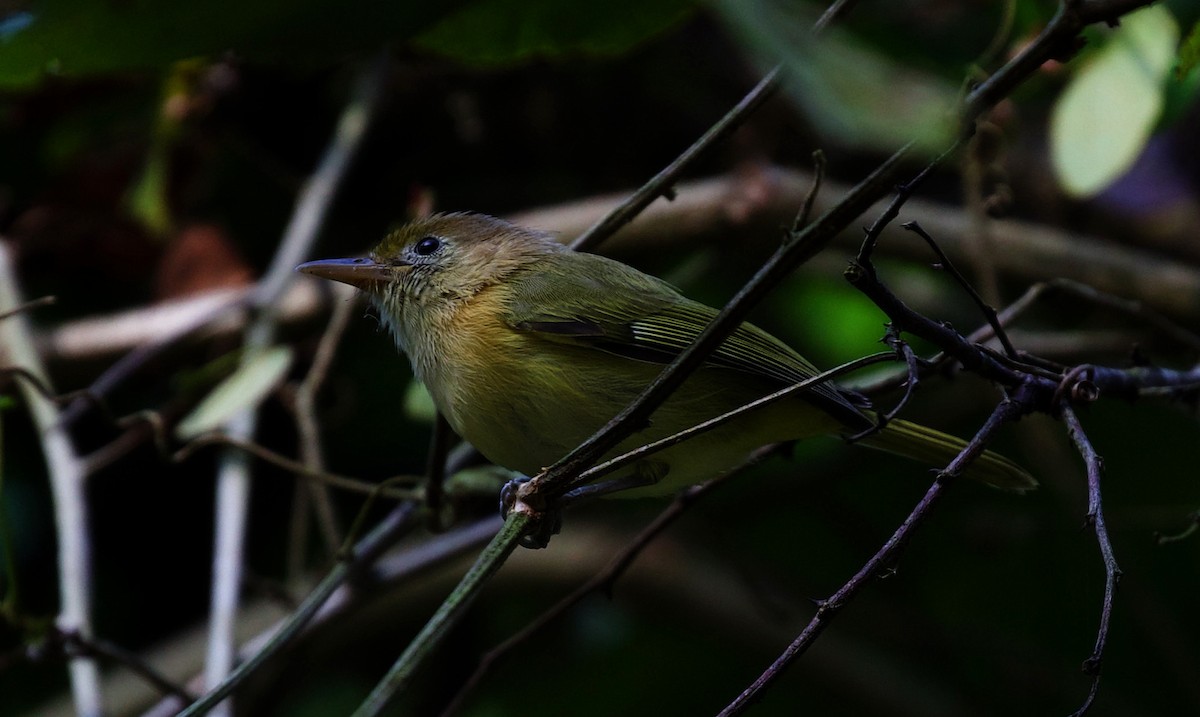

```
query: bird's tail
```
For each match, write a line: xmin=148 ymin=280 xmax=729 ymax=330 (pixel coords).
xmin=857 ymin=419 xmax=1036 ymax=493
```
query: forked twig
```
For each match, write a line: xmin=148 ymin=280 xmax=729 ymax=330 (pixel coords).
xmin=902 ymin=220 xmax=1017 ymax=358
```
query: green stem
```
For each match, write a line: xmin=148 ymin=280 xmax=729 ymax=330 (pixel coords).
xmin=352 ymin=512 xmax=531 ymax=717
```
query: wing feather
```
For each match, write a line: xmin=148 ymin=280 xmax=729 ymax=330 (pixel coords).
xmin=502 ymin=252 xmax=872 ymax=430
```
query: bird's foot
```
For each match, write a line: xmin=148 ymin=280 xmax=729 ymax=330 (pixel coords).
xmin=499 ymin=473 xmax=562 ymax=549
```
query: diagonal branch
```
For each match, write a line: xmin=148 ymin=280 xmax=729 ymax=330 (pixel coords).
xmin=718 ymin=384 xmax=1038 ymax=716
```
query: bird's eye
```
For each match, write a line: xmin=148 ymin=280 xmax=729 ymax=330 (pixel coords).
xmin=414 ymin=236 xmax=443 ymax=256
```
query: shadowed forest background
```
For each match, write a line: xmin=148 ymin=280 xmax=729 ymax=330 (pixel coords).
xmin=2 ymin=1 xmax=1200 ymax=715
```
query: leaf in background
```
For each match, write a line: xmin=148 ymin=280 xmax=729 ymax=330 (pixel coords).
xmin=175 ymin=345 xmax=293 ymax=440
xmin=780 ymin=276 xmax=887 ymax=367
xmin=1178 ymin=20 xmax=1200 ymax=79
xmin=1050 ymin=5 xmax=1179 ymax=198
xmin=714 ymin=0 xmax=958 ymax=155
xmin=404 ymin=380 xmax=437 ymax=424
xmin=126 ymin=141 xmax=172 ymax=237
xmin=0 ymin=0 xmax=469 ymax=89
xmin=413 ymin=0 xmax=696 ymax=65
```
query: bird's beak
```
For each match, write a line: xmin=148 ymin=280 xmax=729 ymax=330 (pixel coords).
xmin=296 ymin=257 xmax=402 ymax=290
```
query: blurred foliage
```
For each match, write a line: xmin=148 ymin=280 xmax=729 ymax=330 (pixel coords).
xmin=1 ymin=1 xmax=1199 ymax=716
xmin=715 ymin=0 xmax=959 ymax=156
xmin=1181 ymin=20 xmax=1200 ymax=77
xmin=1050 ymin=5 xmax=1182 ymax=197
xmin=414 ymin=0 xmax=699 ymax=65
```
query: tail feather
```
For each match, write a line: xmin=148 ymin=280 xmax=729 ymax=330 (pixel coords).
xmin=858 ymin=419 xmax=1036 ymax=493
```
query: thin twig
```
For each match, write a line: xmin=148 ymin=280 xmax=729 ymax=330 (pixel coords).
xmin=562 ymin=351 xmax=896 ymax=496
xmin=569 ymin=66 xmax=782 ymax=253
xmin=171 ymin=432 xmax=421 ymax=500
xmin=290 ymin=283 xmax=359 ymax=575
xmin=57 ymin=292 xmax=247 ymax=428
xmin=0 ymin=244 xmax=101 ymax=716
xmin=176 ymin=501 xmax=420 ymax=717
xmin=351 ymin=512 xmax=532 ymax=717
xmin=902 ymin=220 xmax=1017 ymax=358
xmin=0 ymin=295 xmax=55 ymax=322
xmin=846 ymin=327 xmax=921 ymax=442
xmin=812 ymin=0 xmax=861 ymax=33
xmin=790 ymin=150 xmax=826 ymax=234
xmin=1154 ymin=510 xmax=1200 ymax=545
xmin=1061 ymin=404 xmax=1122 ymax=717
xmin=718 ymin=385 xmax=1036 ymax=716
xmin=60 ymin=630 xmax=197 ymax=703
xmin=204 ymin=53 xmax=388 ymax=715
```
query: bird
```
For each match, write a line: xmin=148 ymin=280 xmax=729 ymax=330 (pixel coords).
xmin=297 ymin=212 xmax=1033 ymax=500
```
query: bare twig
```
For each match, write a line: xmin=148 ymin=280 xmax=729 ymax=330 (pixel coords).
xmin=351 ymin=513 xmax=531 ymax=717
xmin=902 ymin=220 xmax=1017 ymax=358
xmin=0 ymin=244 xmax=101 ymax=716
xmin=718 ymin=385 xmax=1037 ymax=716
xmin=1155 ymin=510 xmax=1200 ymax=545
xmin=790 ymin=150 xmax=826 ymax=234
xmin=171 ymin=432 xmax=421 ymax=500
xmin=0 ymin=295 xmax=55 ymax=322
xmin=562 ymin=351 xmax=896 ymax=496
xmin=1061 ymin=404 xmax=1122 ymax=717
xmin=204 ymin=53 xmax=388 ymax=715
xmin=176 ymin=501 xmax=421 ymax=717
xmin=846 ymin=327 xmax=922 ymax=441
xmin=568 ymin=66 xmax=781 ymax=253
xmin=289 ymin=283 xmax=359 ymax=575
xmin=60 ymin=630 xmax=197 ymax=703
xmin=812 ymin=0 xmax=861 ymax=33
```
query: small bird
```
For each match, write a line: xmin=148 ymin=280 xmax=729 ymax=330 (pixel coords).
xmin=298 ymin=213 xmax=1033 ymax=499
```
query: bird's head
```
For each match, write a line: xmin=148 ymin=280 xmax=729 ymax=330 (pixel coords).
xmin=297 ymin=212 xmax=565 ymax=315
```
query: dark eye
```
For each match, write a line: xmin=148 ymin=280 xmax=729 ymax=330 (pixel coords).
xmin=414 ymin=236 xmax=442 ymax=256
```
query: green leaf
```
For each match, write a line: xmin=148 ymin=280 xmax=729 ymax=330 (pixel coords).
xmin=0 ymin=0 xmax=468 ymax=89
xmin=1050 ymin=5 xmax=1180 ymax=198
xmin=413 ymin=0 xmax=696 ymax=65
xmin=126 ymin=139 xmax=173 ymax=237
xmin=175 ymin=345 xmax=294 ymax=440
xmin=1178 ymin=20 xmax=1200 ymax=79
xmin=403 ymin=380 xmax=436 ymax=424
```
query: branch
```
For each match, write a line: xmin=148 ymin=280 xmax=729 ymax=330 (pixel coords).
xmin=175 ymin=502 xmax=421 ymax=717
xmin=288 ymin=282 xmax=359 ymax=575
xmin=718 ymin=384 xmax=1038 ymax=716
xmin=350 ymin=512 xmax=532 ymax=717
xmin=569 ymin=67 xmax=781 ymax=252
xmin=1060 ymin=404 xmax=1122 ymax=717
xmin=203 ymin=52 xmax=388 ymax=716
xmin=0 ymin=244 xmax=101 ymax=716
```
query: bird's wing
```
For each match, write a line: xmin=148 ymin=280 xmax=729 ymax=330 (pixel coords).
xmin=502 ymin=252 xmax=871 ymax=428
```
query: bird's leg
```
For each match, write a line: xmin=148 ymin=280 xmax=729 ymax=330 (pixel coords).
xmin=561 ymin=460 xmax=668 ymax=504
xmin=502 ymin=461 xmax=667 ymax=548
